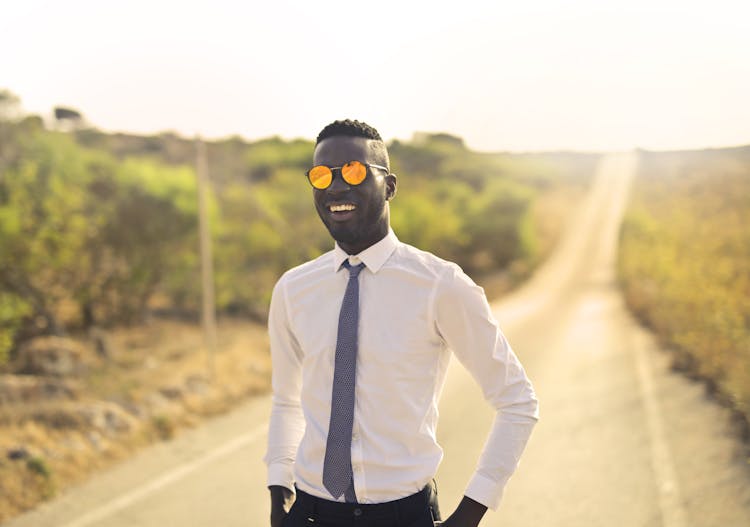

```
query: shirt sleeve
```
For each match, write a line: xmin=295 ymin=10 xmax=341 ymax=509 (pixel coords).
xmin=434 ymin=265 xmax=539 ymax=510
xmin=263 ymin=276 xmax=306 ymax=493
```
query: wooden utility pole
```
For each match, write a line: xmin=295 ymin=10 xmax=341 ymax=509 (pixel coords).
xmin=196 ymin=136 xmax=217 ymax=380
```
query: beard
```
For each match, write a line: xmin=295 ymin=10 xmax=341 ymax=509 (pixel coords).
xmin=315 ymin=201 xmax=389 ymax=253
xmin=325 ymin=222 xmax=359 ymax=245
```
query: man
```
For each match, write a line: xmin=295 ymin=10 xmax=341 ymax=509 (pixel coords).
xmin=265 ymin=119 xmax=538 ymax=527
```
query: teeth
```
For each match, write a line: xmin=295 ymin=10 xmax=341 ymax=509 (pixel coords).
xmin=330 ymin=204 xmax=356 ymax=212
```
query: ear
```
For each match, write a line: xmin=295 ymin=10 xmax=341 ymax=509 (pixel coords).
xmin=385 ymin=173 xmax=397 ymax=201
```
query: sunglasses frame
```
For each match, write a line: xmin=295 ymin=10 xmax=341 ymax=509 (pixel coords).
xmin=305 ymin=161 xmax=390 ymax=189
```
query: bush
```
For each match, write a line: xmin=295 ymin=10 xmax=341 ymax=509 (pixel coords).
xmin=619 ymin=147 xmax=750 ymax=420
xmin=0 ymin=106 xmax=596 ymax=362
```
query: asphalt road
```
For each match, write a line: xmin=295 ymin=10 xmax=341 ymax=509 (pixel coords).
xmin=6 ymin=153 xmax=750 ymax=527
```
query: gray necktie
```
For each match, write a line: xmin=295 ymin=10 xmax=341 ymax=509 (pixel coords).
xmin=322 ymin=261 xmax=365 ymax=502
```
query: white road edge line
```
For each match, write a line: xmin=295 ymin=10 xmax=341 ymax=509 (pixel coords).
xmin=633 ymin=330 xmax=689 ymax=527
xmin=59 ymin=424 xmax=269 ymax=527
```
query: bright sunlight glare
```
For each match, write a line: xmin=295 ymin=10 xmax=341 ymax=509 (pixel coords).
xmin=3 ymin=0 xmax=750 ymax=151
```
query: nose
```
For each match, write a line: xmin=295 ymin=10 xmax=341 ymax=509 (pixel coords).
xmin=326 ymin=169 xmax=351 ymax=193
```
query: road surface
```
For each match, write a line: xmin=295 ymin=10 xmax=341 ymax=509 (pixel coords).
xmin=6 ymin=153 xmax=750 ymax=527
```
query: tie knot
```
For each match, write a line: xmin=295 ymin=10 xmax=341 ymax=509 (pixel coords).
xmin=343 ymin=261 xmax=365 ymax=278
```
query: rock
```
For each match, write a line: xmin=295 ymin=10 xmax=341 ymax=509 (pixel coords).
xmin=29 ymin=403 xmax=87 ymax=429
xmin=7 ymin=446 xmax=30 ymax=460
xmin=14 ymin=336 xmax=88 ymax=377
xmin=0 ymin=374 xmax=79 ymax=404
xmin=120 ymin=401 xmax=146 ymax=419
xmin=41 ymin=378 xmax=79 ymax=400
xmin=159 ymin=385 xmax=184 ymax=400
xmin=143 ymin=392 xmax=180 ymax=417
xmin=26 ymin=401 xmax=138 ymax=435
xmin=77 ymin=402 xmax=138 ymax=435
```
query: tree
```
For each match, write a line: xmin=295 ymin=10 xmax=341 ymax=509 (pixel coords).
xmin=54 ymin=106 xmax=85 ymax=132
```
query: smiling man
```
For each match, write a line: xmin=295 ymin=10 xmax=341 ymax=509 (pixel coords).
xmin=264 ymin=119 xmax=538 ymax=527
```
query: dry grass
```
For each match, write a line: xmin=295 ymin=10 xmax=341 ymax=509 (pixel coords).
xmin=618 ymin=147 xmax=750 ymax=441
xmin=0 ymin=317 xmax=271 ymax=523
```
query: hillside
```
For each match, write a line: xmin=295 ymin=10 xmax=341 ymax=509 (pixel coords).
xmin=619 ymin=146 xmax=750 ymax=436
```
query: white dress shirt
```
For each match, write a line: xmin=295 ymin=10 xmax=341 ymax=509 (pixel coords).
xmin=264 ymin=230 xmax=538 ymax=510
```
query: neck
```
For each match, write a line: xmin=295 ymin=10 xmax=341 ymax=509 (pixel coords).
xmin=339 ymin=226 xmax=389 ymax=256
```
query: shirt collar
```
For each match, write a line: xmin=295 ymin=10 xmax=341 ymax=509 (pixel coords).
xmin=332 ymin=229 xmax=399 ymax=274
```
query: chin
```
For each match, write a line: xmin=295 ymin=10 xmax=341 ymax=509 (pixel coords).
xmin=327 ymin=224 xmax=360 ymax=246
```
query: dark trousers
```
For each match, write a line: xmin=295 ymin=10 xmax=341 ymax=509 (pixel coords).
xmin=283 ymin=481 xmax=441 ymax=527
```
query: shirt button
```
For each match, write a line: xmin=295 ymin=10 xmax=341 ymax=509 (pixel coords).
xmin=348 ymin=256 xmax=361 ymax=265
xmin=352 ymin=432 xmax=359 ymax=441
xmin=353 ymin=508 xmax=362 ymax=517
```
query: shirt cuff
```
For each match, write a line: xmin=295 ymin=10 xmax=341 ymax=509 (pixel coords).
xmin=464 ymin=471 xmax=509 ymax=511
xmin=267 ymin=462 xmax=295 ymax=494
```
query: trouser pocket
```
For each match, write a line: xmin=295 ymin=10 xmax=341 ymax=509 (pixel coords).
xmin=406 ymin=506 xmax=437 ymax=527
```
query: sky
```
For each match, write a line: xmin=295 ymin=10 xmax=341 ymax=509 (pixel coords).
xmin=3 ymin=0 xmax=750 ymax=152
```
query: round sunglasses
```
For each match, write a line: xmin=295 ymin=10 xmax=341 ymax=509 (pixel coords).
xmin=306 ymin=161 xmax=389 ymax=189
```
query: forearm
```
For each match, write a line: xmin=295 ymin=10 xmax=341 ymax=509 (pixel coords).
xmin=463 ymin=405 xmax=537 ymax=510
xmin=435 ymin=265 xmax=539 ymax=509
xmin=265 ymin=399 xmax=304 ymax=494
xmin=266 ymin=279 xmax=305 ymax=489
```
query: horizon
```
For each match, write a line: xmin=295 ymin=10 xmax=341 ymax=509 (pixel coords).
xmin=4 ymin=0 xmax=750 ymax=152
xmin=13 ymin=108 xmax=750 ymax=155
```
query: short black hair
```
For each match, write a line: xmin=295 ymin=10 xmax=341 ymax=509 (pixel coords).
xmin=316 ymin=119 xmax=383 ymax=144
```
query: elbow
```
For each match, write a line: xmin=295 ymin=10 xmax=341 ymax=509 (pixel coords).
xmin=529 ymin=393 xmax=540 ymax=422
xmin=504 ymin=394 xmax=539 ymax=423
xmin=493 ymin=381 xmax=539 ymax=423
xmin=271 ymin=394 xmax=302 ymax=411
xmin=523 ymin=384 xmax=540 ymax=421
xmin=517 ymin=376 xmax=539 ymax=421
xmin=487 ymin=377 xmax=539 ymax=422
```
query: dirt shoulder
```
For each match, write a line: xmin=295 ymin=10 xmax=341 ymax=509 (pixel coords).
xmin=0 ymin=318 xmax=270 ymax=523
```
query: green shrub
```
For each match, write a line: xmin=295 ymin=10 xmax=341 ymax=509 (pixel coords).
xmin=619 ymin=147 xmax=750 ymax=419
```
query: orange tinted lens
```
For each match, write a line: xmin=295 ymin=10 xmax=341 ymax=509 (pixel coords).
xmin=308 ymin=165 xmax=332 ymax=189
xmin=341 ymin=161 xmax=367 ymax=185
